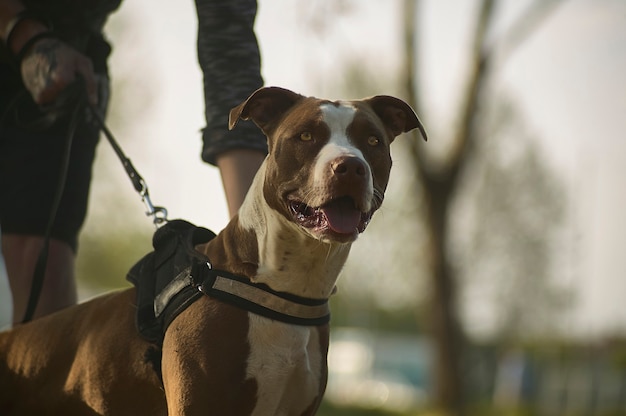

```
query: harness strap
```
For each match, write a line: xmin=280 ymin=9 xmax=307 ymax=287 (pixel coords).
xmin=199 ymin=269 xmax=331 ymax=327
xmin=154 ymin=264 xmax=331 ymax=336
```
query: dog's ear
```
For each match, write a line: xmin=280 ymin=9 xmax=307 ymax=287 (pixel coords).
xmin=229 ymin=87 xmax=304 ymax=133
xmin=364 ymin=95 xmax=427 ymax=142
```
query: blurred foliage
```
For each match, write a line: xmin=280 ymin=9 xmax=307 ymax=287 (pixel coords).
xmin=450 ymin=96 xmax=571 ymax=340
xmin=76 ymin=226 xmax=152 ymax=292
xmin=319 ymin=403 xmax=626 ymax=416
xmin=320 ymin=335 xmax=626 ymax=416
xmin=318 ymin=400 xmax=407 ymax=416
xmin=330 ymin=294 xmax=423 ymax=335
xmin=320 ymin=400 xmax=626 ymax=416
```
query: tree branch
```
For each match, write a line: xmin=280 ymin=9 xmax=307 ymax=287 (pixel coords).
xmin=440 ymin=0 xmax=496 ymax=186
xmin=499 ymin=0 xmax=567 ymax=61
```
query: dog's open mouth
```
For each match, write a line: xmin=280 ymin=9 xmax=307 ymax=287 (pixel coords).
xmin=289 ymin=196 xmax=372 ymax=237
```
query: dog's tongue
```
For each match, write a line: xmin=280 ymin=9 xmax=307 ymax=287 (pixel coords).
xmin=321 ymin=198 xmax=362 ymax=234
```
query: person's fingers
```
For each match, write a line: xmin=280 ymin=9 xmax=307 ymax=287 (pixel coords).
xmin=20 ymin=38 xmax=98 ymax=106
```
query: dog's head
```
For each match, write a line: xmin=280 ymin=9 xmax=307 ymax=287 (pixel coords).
xmin=230 ymin=87 xmax=426 ymax=244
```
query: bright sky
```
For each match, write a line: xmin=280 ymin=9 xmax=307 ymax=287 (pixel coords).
xmin=1 ymin=0 xmax=624 ymax=335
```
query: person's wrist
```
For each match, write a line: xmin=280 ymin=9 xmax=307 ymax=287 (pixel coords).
xmin=3 ymin=10 xmax=50 ymax=55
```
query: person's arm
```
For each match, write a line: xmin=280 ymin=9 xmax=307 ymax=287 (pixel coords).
xmin=1 ymin=0 xmax=45 ymax=52
xmin=0 ymin=0 xmax=98 ymax=105
xmin=195 ymin=0 xmax=267 ymax=216
xmin=216 ymin=149 xmax=265 ymax=218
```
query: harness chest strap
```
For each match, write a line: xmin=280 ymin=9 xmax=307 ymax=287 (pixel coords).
xmin=207 ymin=275 xmax=331 ymax=323
xmin=155 ymin=264 xmax=332 ymax=328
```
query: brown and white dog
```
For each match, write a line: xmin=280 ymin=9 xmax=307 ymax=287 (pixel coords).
xmin=0 ymin=87 xmax=425 ymax=415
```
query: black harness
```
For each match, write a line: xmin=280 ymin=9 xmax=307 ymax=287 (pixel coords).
xmin=126 ymin=219 xmax=331 ymax=347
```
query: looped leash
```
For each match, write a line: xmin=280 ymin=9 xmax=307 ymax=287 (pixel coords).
xmin=14 ymin=78 xmax=168 ymax=323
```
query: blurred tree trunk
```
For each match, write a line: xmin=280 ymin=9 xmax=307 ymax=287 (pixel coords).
xmin=402 ymin=0 xmax=565 ymax=413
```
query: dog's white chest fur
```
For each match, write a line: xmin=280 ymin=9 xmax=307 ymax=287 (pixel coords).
xmin=245 ymin=314 xmax=322 ymax=415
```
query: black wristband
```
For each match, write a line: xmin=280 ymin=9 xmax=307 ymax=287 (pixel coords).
xmin=3 ymin=10 xmax=51 ymax=51
xmin=14 ymin=31 xmax=59 ymax=64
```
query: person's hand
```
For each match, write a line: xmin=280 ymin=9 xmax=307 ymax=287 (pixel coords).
xmin=19 ymin=37 xmax=98 ymax=106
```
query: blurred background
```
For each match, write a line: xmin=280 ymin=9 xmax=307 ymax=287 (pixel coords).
xmin=2 ymin=0 xmax=625 ymax=414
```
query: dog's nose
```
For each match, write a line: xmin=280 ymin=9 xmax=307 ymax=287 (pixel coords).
xmin=331 ymin=156 xmax=368 ymax=179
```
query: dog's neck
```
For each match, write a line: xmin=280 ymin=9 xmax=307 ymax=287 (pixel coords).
xmin=199 ymin=161 xmax=351 ymax=300
xmin=236 ymin=161 xmax=352 ymax=299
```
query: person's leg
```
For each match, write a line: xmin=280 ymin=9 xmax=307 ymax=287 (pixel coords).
xmin=0 ymin=118 xmax=95 ymax=325
xmin=0 ymin=56 xmax=108 ymax=326
xmin=2 ymin=235 xmax=76 ymax=324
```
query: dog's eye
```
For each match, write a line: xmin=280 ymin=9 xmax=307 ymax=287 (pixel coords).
xmin=300 ymin=132 xmax=313 ymax=141
xmin=367 ymin=136 xmax=380 ymax=146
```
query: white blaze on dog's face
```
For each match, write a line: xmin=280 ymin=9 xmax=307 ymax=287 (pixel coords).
xmin=312 ymin=103 xmax=373 ymax=208
xmin=229 ymin=87 xmax=426 ymax=244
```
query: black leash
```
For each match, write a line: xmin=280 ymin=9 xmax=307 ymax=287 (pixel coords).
xmin=11 ymin=79 xmax=168 ymax=323
xmin=87 ymin=101 xmax=168 ymax=226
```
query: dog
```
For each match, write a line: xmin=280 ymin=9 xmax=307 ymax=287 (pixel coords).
xmin=0 ymin=87 xmax=425 ymax=415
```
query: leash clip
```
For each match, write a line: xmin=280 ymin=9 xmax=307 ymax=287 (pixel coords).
xmin=139 ymin=179 xmax=168 ymax=228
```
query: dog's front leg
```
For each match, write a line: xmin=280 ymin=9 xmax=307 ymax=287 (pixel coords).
xmin=161 ymin=298 xmax=258 ymax=415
